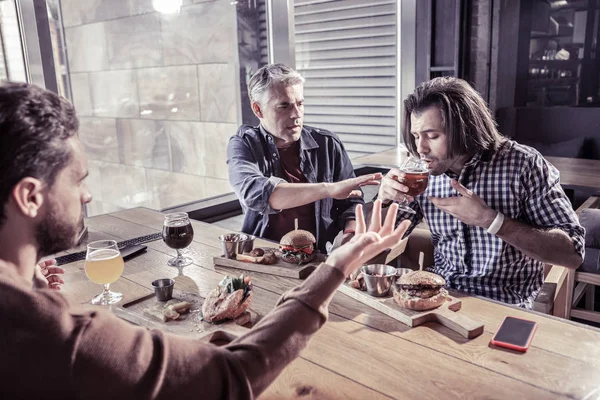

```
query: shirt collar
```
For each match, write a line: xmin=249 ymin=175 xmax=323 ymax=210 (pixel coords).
xmin=444 ymin=150 xmax=490 ymax=180
xmin=259 ymin=124 xmax=319 ymax=151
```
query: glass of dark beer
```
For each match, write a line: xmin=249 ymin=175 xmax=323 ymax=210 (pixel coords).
xmin=162 ymin=212 xmax=194 ymax=267
xmin=395 ymin=156 xmax=429 ymax=215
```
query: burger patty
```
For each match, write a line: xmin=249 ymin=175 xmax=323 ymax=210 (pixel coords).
xmin=405 ymin=288 xmax=441 ymax=299
xmin=398 ymin=284 xmax=441 ymax=292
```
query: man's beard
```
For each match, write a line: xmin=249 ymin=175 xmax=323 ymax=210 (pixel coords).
xmin=36 ymin=207 xmax=80 ymax=257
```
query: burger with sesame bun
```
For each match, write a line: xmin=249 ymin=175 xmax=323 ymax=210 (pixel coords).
xmin=393 ymin=270 xmax=448 ymax=311
xmin=279 ymin=229 xmax=316 ymax=264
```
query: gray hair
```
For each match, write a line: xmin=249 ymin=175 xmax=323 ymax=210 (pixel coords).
xmin=248 ymin=63 xmax=305 ymax=105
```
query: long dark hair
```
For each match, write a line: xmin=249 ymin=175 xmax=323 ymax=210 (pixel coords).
xmin=402 ymin=77 xmax=503 ymax=159
xmin=0 ymin=82 xmax=78 ymax=225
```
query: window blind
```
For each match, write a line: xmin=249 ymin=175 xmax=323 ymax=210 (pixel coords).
xmin=294 ymin=0 xmax=398 ymax=159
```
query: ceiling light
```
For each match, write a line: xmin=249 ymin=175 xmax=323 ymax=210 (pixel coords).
xmin=152 ymin=0 xmax=182 ymax=14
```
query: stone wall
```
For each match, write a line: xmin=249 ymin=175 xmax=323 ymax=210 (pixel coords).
xmin=60 ymin=0 xmax=240 ymax=215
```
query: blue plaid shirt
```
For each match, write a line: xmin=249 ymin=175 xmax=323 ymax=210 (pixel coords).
xmin=401 ymin=140 xmax=585 ymax=308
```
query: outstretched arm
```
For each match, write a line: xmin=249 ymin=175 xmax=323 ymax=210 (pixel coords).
xmin=63 ymin=202 xmax=409 ymax=399
xmin=268 ymin=173 xmax=382 ymax=210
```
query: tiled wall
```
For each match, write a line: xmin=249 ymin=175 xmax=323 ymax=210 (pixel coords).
xmin=61 ymin=0 xmax=240 ymax=216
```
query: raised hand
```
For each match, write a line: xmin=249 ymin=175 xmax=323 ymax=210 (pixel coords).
xmin=327 ymin=173 xmax=383 ymax=200
xmin=327 ymin=200 xmax=411 ymax=277
xmin=429 ymin=179 xmax=497 ymax=228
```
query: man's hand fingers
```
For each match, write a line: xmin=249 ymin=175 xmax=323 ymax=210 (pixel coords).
xmin=386 ymin=168 xmax=401 ymax=178
xmin=355 ymin=204 xmax=366 ymax=235
xmin=46 ymin=275 xmax=65 ymax=285
xmin=354 ymin=173 xmax=382 ymax=185
xmin=357 ymin=180 xmax=381 ymax=187
xmin=347 ymin=190 xmax=363 ymax=198
xmin=368 ymin=199 xmax=383 ymax=232
xmin=451 ymin=179 xmax=473 ymax=198
xmin=38 ymin=259 xmax=57 ymax=268
xmin=381 ymin=185 xmax=414 ymax=204
xmin=380 ymin=203 xmax=399 ymax=236
xmin=383 ymin=175 xmax=409 ymax=193
xmin=380 ymin=220 xmax=411 ymax=250
xmin=45 ymin=266 xmax=65 ymax=276
xmin=429 ymin=196 xmax=460 ymax=208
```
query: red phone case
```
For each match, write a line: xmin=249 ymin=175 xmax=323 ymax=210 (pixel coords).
xmin=490 ymin=316 xmax=538 ymax=352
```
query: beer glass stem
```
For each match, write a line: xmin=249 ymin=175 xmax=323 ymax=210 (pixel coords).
xmin=176 ymin=249 xmax=183 ymax=260
xmin=398 ymin=198 xmax=417 ymax=215
xmin=103 ymin=284 xmax=110 ymax=297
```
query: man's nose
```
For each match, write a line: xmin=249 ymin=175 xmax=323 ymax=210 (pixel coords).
xmin=82 ymin=188 xmax=93 ymax=205
xmin=416 ymin=139 xmax=428 ymax=156
xmin=291 ymin=104 xmax=302 ymax=118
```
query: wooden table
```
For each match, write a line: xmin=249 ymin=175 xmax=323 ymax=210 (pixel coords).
xmin=60 ymin=208 xmax=600 ymax=399
xmin=354 ymin=147 xmax=600 ymax=191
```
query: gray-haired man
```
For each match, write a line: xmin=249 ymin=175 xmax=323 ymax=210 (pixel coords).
xmin=227 ymin=63 xmax=378 ymax=251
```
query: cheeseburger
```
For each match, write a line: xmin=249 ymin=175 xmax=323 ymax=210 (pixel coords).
xmin=279 ymin=229 xmax=316 ymax=264
xmin=393 ymin=270 xmax=447 ymax=311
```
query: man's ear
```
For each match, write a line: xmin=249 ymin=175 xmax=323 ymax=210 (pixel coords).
xmin=11 ymin=177 xmax=45 ymax=218
xmin=251 ymin=101 xmax=263 ymax=119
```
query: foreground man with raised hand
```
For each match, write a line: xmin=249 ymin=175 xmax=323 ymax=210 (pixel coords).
xmin=0 ymin=82 xmax=409 ymax=398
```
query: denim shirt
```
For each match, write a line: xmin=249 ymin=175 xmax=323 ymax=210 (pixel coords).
xmin=227 ymin=124 xmax=362 ymax=251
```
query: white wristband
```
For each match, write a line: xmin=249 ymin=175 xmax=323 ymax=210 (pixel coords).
xmin=486 ymin=212 xmax=504 ymax=235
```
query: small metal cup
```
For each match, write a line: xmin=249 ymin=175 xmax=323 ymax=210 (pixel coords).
xmin=395 ymin=268 xmax=414 ymax=279
xmin=152 ymin=278 xmax=174 ymax=301
xmin=361 ymin=264 xmax=397 ymax=297
xmin=219 ymin=233 xmax=240 ymax=259
xmin=237 ymin=234 xmax=255 ymax=254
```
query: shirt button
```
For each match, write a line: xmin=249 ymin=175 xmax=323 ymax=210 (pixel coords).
xmin=268 ymin=136 xmax=272 ymax=141
xmin=273 ymin=153 xmax=277 ymax=157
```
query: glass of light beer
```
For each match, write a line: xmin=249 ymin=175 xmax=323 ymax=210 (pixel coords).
xmin=395 ymin=156 xmax=430 ymax=215
xmin=85 ymin=240 xmax=125 ymax=305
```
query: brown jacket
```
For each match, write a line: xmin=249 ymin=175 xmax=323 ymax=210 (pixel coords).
xmin=0 ymin=263 xmax=345 ymax=399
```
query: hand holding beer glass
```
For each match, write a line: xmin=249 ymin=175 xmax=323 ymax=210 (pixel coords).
xmin=85 ymin=240 xmax=125 ymax=305
xmin=395 ymin=156 xmax=429 ymax=214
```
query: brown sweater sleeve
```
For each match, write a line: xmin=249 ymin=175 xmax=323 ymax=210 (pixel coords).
xmin=69 ymin=263 xmax=345 ymax=399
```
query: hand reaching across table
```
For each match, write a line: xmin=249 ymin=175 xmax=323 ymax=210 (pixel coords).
xmin=327 ymin=199 xmax=411 ymax=277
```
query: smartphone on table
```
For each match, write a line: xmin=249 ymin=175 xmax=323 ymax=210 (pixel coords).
xmin=490 ymin=316 xmax=538 ymax=352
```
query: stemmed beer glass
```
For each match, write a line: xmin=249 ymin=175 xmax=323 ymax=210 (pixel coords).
xmin=162 ymin=212 xmax=194 ymax=267
xmin=395 ymin=156 xmax=430 ymax=215
xmin=85 ymin=240 xmax=125 ymax=305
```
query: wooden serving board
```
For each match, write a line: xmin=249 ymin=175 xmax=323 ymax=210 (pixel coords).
xmin=213 ymin=249 xmax=326 ymax=279
xmin=338 ymin=284 xmax=484 ymax=339
xmin=113 ymin=289 xmax=255 ymax=338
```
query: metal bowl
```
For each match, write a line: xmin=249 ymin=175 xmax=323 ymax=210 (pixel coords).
xmin=218 ymin=233 xmax=240 ymax=259
xmin=360 ymin=264 xmax=398 ymax=297
xmin=151 ymin=278 xmax=174 ymax=301
xmin=395 ymin=268 xmax=414 ymax=279
xmin=237 ymin=234 xmax=255 ymax=254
